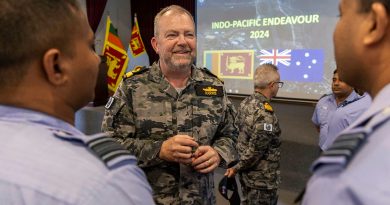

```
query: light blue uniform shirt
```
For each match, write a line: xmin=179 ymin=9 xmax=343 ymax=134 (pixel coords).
xmin=0 ymin=105 xmax=155 ymax=205
xmin=322 ymin=92 xmax=372 ymax=150
xmin=303 ymin=84 xmax=390 ymax=205
xmin=312 ymin=94 xmax=338 ymax=149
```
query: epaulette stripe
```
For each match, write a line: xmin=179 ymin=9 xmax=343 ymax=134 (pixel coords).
xmin=102 ymin=150 xmax=131 ymax=161
xmin=89 ymin=140 xmax=129 ymax=158
xmin=88 ymin=137 xmax=115 ymax=147
xmin=320 ymin=133 xmax=365 ymax=166
xmin=86 ymin=136 xmax=131 ymax=166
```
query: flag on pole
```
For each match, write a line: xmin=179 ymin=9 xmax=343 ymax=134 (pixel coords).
xmin=126 ymin=13 xmax=149 ymax=73
xmin=102 ymin=16 xmax=128 ymax=93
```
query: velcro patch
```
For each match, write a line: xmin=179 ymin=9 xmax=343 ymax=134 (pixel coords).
xmin=264 ymin=123 xmax=273 ymax=132
xmin=105 ymin=97 xmax=115 ymax=109
xmin=195 ymin=85 xmax=223 ymax=97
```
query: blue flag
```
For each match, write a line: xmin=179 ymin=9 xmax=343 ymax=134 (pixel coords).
xmin=258 ymin=49 xmax=324 ymax=82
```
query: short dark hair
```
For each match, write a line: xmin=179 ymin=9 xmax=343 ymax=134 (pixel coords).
xmin=0 ymin=0 xmax=81 ymax=85
xmin=359 ymin=0 xmax=390 ymax=12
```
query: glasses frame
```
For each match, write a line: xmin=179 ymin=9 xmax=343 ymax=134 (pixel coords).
xmin=273 ymin=81 xmax=284 ymax=88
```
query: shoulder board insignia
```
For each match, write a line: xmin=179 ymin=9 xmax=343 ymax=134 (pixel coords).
xmin=264 ymin=102 xmax=273 ymax=112
xmin=201 ymin=67 xmax=224 ymax=84
xmin=123 ymin=66 xmax=148 ymax=79
xmin=195 ymin=85 xmax=223 ymax=97
xmin=86 ymin=134 xmax=136 ymax=169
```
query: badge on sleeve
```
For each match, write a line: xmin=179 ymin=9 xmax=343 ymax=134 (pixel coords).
xmin=264 ymin=102 xmax=273 ymax=112
xmin=105 ymin=97 xmax=115 ymax=109
xmin=264 ymin=123 xmax=273 ymax=132
xmin=195 ymin=85 xmax=223 ymax=97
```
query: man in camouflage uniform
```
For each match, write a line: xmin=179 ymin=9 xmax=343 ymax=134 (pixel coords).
xmin=225 ymin=64 xmax=282 ymax=205
xmin=102 ymin=5 xmax=238 ymax=205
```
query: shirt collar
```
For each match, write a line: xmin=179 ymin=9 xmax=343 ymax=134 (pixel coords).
xmin=0 ymin=105 xmax=82 ymax=136
xmin=335 ymin=90 xmax=358 ymax=107
xmin=346 ymin=84 xmax=390 ymax=129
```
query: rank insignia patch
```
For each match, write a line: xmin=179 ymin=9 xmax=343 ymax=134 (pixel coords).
xmin=195 ymin=85 xmax=223 ymax=97
xmin=264 ymin=102 xmax=273 ymax=112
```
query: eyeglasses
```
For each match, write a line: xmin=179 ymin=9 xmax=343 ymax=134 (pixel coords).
xmin=273 ymin=81 xmax=284 ymax=88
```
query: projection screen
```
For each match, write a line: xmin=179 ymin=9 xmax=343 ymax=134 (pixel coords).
xmin=196 ymin=0 xmax=339 ymax=100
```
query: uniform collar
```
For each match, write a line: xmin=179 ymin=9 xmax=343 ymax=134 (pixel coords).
xmin=148 ymin=61 xmax=203 ymax=83
xmin=335 ymin=90 xmax=358 ymax=108
xmin=0 ymin=105 xmax=82 ymax=137
xmin=147 ymin=62 xmax=205 ymax=98
xmin=254 ymin=91 xmax=269 ymax=102
xmin=346 ymin=84 xmax=390 ymax=130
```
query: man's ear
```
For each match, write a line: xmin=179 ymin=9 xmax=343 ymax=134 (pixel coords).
xmin=42 ymin=48 xmax=68 ymax=86
xmin=267 ymin=82 xmax=274 ymax=89
xmin=363 ymin=2 xmax=389 ymax=45
xmin=151 ymin=37 xmax=159 ymax=54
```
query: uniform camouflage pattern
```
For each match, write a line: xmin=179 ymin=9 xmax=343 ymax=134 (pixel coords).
xmin=240 ymin=186 xmax=278 ymax=205
xmin=102 ymin=62 xmax=239 ymax=205
xmin=232 ymin=92 xmax=281 ymax=204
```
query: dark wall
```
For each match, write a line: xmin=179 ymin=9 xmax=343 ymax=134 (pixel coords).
xmin=130 ymin=0 xmax=195 ymax=64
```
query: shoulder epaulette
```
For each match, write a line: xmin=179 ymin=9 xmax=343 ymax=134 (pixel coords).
xmin=85 ymin=134 xmax=136 ymax=169
xmin=201 ymin=67 xmax=224 ymax=84
xmin=263 ymin=102 xmax=274 ymax=112
xmin=123 ymin=66 xmax=149 ymax=79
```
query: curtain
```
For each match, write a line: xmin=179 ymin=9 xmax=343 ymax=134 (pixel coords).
xmin=86 ymin=0 xmax=108 ymax=32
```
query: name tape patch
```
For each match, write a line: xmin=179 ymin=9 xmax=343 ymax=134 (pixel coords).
xmin=195 ymin=85 xmax=223 ymax=97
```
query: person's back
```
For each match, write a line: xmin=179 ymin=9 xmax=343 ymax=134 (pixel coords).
xmin=0 ymin=106 xmax=153 ymax=204
xmin=225 ymin=64 xmax=282 ymax=205
xmin=0 ymin=0 xmax=154 ymax=204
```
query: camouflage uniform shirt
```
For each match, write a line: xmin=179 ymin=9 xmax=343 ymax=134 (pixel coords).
xmin=102 ymin=62 xmax=238 ymax=205
xmin=233 ymin=92 xmax=281 ymax=190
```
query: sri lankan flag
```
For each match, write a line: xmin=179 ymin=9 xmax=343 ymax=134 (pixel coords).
xmin=126 ymin=13 xmax=149 ymax=73
xmin=102 ymin=16 xmax=128 ymax=94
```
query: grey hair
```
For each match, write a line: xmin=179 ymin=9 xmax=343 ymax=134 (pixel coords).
xmin=254 ymin=64 xmax=279 ymax=89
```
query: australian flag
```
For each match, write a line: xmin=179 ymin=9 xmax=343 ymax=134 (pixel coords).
xmin=258 ymin=49 xmax=324 ymax=82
